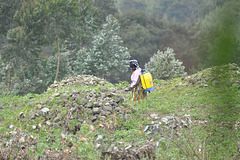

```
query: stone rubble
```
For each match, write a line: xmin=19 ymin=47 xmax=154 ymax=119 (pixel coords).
xmin=20 ymin=75 xmax=129 ymax=131
xmin=1 ymin=64 xmax=239 ymax=159
xmin=174 ymin=63 xmax=240 ymax=89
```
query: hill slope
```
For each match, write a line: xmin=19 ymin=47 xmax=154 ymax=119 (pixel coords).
xmin=0 ymin=64 xmax=239 ymax=159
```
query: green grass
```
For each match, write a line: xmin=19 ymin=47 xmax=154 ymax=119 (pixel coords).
xmin=0 ymin=64 xmax=240 ymax=159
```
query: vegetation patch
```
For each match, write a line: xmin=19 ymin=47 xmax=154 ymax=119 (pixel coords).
xmin=0 ymin=64 xmax=239 ymax=159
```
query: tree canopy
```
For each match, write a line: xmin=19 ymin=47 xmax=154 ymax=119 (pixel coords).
xmin=0 ymin=0 xmax=239 ymax=95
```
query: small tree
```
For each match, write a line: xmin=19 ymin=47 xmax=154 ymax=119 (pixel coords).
xmin=145 ymin=47 xmax=187 ymax=80
xmin=81 ymin=15 xmax=130 ymax=81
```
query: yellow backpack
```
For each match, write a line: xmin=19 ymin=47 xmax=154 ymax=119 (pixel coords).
xmin=140 ymin=70 xmax=154 ymax=92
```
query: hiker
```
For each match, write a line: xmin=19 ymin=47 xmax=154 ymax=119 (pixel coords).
xmin=125 ymin=59 xmax=141 ymax=92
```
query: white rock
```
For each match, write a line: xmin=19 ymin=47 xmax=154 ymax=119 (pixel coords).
xmin=41 ymin=107 xmax=50 ymax=113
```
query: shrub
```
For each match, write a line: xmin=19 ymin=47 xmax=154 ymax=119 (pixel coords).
xmin=145 ymin=47 xmax=187 ymax=80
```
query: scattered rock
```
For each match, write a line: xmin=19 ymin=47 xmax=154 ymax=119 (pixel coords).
xmin=53 ymin=93 xmax=61 ymax=97
xmin=60 ymin=93 xmax=70 ymax=100
xmin=54 ymin=116 xmax=62 ymax=123
xmin=81 ymin=99 xmax=88 ymax=105
xmin=19 ymin=112 xmax=25 ymax=119
xmin=46 ymin=121 xmax=52 ymax=126
xmin=101 ymin=141 xmax=156 ymax=160
xmin=37 ymin=104 xmax=43 ymax=109
xmin=91 ymin=116 xmax=98 ymax=122
xmin=93 ymin=108 xmax=100 ymax=114
xmin=145 ymin=115 xmax=193 ymax=135
xmin=150 ymin=114 xmax=160 ymax=120
xmin=86 ymin=102 xmax=93 ymax=108
xmin=103 ymin=106 xmax=113 ymax=112
xmin=179 ymin=63 xmax=240 ymax=88
xmin=96 ymin=135 xmax=104 ymax=142
xmin=41 ymin=107 xmax=50 ymax=113
xmin=8 ymin=124 xmax=14 ymax=129
xmin=32 ymin=125 xmax=37 ymax=130
xmin=72 ymin=90 xmax=80 ymax=95
xmin=57 ymin=100 xmax=63 ymax=105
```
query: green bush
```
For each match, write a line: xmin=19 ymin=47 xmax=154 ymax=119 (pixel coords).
xmin=145 ymin=47 xmax=187 ymax=80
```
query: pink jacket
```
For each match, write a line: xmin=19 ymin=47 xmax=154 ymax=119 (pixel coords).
xmin=130 ymin=67 xmax=142 ymax=87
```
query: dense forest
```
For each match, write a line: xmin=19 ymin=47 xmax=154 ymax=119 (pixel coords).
xmin=0 ymin=0 xmax=239 ymax=95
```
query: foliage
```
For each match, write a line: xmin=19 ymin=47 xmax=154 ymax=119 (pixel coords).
xmin=0 ymin=0 xmax=98 ymax=95
xmin=0 ymin=0 xmax=24 ymax=35
xmin=160 ymin=21 xmax=200 ymax=72
xmin=116 ymin=0 xmax=238 ymax=73
xmin=92 ymin=0 xmax=118 ymax=24
xmin=0 ymin=64 xmax=239 ymax=159
xmin=117 ymin=9 xmax=200 ymax=73
xmin=0 ymin=59 xmax=8 ymax=96
xmin=118 ymin=11 xmax=159 ymax=66
xmin=0 ymin=24 xmax=44 ymax=95
xmin=81 ymin=15 xmax=130 ymax=82
xmin=35 ymin=0 xmax=96 ymax=81
xmin=116 ymin=0 xmax=217 ymax=23
xmin=1 ymin=0 xmax=239 ymax=96
xmin=196 ymin=0 xmax=240 ymax=68
xmin=145 ymin=47 xmax=187 ymax=80
xmin=42 ymin=54 xmax=70 ymax=87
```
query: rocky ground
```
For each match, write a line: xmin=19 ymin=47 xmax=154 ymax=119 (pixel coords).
xmin=0 ymin=64 xmax=240 ymax=159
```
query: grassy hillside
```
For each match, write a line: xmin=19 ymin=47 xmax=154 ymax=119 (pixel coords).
xmin=0 ymin=64 xmax=239 ymax=159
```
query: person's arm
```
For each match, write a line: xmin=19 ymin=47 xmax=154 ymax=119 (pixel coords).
xmin=125 ymin=76 xmax=141 ymax=91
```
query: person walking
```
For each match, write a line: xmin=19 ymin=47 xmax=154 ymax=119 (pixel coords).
xmin=125 ymin=59 xmax=141 ymax=91
xmin=125 ymin=59 xmax=147 ymax=103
